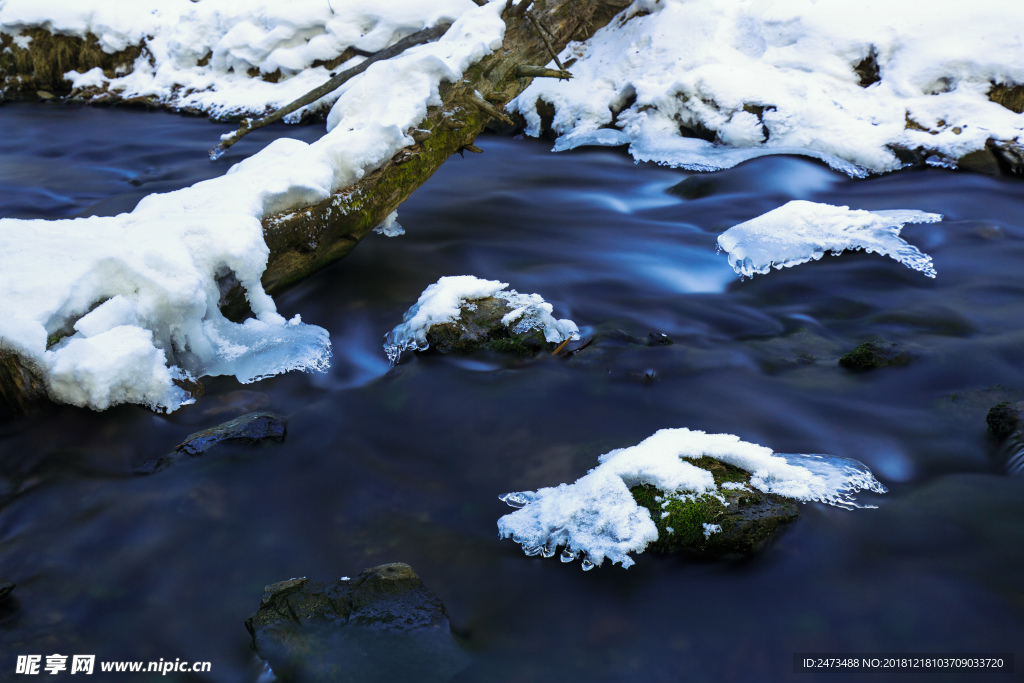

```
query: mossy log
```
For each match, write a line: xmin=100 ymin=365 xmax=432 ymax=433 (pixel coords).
xmin=235 ymin=0 xmax=633 ymax=311
xmin=0 ymin=0 xmax=632 ymax=414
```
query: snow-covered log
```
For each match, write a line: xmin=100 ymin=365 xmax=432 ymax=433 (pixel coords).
xmin=0 ymin=0 xmax=632 ymax=415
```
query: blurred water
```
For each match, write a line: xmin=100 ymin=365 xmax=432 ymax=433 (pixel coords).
xmin=1 ymin=104 xmax=1023 ymax=682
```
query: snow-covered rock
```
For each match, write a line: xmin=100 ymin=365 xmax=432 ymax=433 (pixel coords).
xmin=383 ymin=276 xmax=579 ymax=364
xmin=513 ymin=0 xmax=1024 ymax=175
xmin=498 ymin=428 xmax=887 ymax=569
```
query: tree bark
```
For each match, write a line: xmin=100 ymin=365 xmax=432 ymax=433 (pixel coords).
xmin=0 ymin=0 xmax=633 ymax=414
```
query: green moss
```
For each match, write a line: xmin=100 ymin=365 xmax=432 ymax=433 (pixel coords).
xmin=46 ymin=330 xmax=70 ymax=349
xmin=0 ymin=29 xmax=143 ymax=96
xmin=630 ymin=456 xmax=799 ymax=556
xmin=838 ymin=341 xmax=910 ymax=372
xmin=488 ymin=337 xmax=537 ymax=356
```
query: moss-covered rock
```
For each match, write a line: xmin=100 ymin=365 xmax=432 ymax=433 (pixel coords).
xmin=421 ymin=296 xmax=551 ymax=357
xmin=0 ymin=29 xmax=143 ymax=98
xmin=630 ymin=457 xmax=798 ymax=556
xmin=838 ymin=340 xmax=911 ymax=372
xmin=245 ymin=564 xmax=467 ymax=683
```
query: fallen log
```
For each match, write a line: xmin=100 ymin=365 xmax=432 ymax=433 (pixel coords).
xmin=0 ymin=0 xmax=633 ymax=414
xmin=223 ymin=0 xmax=633 ymax=315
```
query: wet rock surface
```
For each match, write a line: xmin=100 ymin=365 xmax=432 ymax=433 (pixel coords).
xmin=422 ymin=296 xmax=550 ymax=357
xmin=986 ymin=401 xmax=1024 ymax=442
xmin=838 ymin=340 xmax=912 ymax=372
xmin=135 ymin=411 xmax=286 ymax=474
xmin=986 ymin=401 xmax=1024 ymax=476
xmin=631 ymin=458 xmax=799 ymax=557
xmin=246 ymin=563 xmax=467 ymax=682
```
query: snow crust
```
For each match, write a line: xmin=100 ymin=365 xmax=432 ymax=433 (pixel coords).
xmin=1 ymin=0 xmax=493 ymax=121
xmin=497 ymin=428 xmax=887 ymax=569
xmin=383 ymin=275 xmax=579 ymax=364
xmin=717 ymin=200 xmax=942 ymax=279
xmin=0 ymin=2 xmax=507 ymax=411
xmin=512 ymin=0 xmax=1024 ymax=175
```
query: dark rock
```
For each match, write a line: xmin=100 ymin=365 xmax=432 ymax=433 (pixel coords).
xmin=422 ymin=296 xmax=551 ymax=357
xmin=986 ymin=401 xmax=1024 ymax=442
xmin=135 ymin=411 xmax=286 ymax=474
xmin=853 ymin=47 xmax=881 ymax=87
xmin=246 ymin=564 xmax=467 ymax=683
xmin=631 ymin=457 xmax=798 ymax=556
xmin=0 ymin=580 xmax=14 ymax=602
xmin=838 ymin=340 xmax=911 ymax=372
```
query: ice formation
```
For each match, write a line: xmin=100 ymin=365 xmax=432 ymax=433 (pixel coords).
xmin=0 ymin=0 xmax=492 ymax=121
xmin=0 ymin=2 xmax=507 ymax=411
xmin=373 ymin=211 xmax=405 ymax=237
xmin=512 ymin=0 xmax=1024 ymax=175
xmin=383 ymin=275 xmax=579 ymax=364
xmin=716 ymin=200 xmax=942 ymax=279
xmin=497 ymin=428 xmax=888 ymax=570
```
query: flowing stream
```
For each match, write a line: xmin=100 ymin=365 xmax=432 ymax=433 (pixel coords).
xmin=1 ymin=103 xmax=1023 ymax=682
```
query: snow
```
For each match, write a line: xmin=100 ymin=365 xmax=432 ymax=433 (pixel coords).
xmin=383 ymin=275 xmax=579 ymax=364
xmin=512 ymin=0 xmax=1024 ymax=176
xmin=0 ymin=1 xmax=507 ymax=411
xmin=0 ymin=0 xmax=493 ymax=121
xmin=717 ymin=200 xmax=942 ymax=279
xmin=497 ymin=428 xmax=888 ymax=569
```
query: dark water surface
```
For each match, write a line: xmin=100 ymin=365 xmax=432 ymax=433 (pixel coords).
xmin=1 ymin=103 xmax=1023 ymax=682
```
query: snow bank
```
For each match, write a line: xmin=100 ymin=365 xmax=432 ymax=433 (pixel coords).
xmin=717 ymin=200 xmax=942 ymax=279
xmin=0 ymin=2 xmax=507 ymax=411
xmin=383 ymin=275 xmax=579 ymax=364
xmin=512 ymin=0 xmax=1024 ymax=175
xmin=497 ymin=428 xmax=887 ymax=569
xmin=0 ymin=0 xmax=490 ymax=120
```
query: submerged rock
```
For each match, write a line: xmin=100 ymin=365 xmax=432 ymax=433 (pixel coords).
xmin=246 ymin=563 xmax=467 ymax=683
xmin=0 ymin=579 xmax=14 ymax=602
xmin=135 ymin=411 xmax=286 ymax=474
xmin=631 ymin=458 xmax=799 ymax=556
xmin=986 ymin=401 xmax=1024 ymax=442
xmin=986 ymin=401 xmax=1024 ymax=477
xmin=838 ymin=340 xmax=911 ymax=371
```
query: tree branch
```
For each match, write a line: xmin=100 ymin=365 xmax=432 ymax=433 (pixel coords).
xmin=209 ymin=22 xmax=453 ymax=159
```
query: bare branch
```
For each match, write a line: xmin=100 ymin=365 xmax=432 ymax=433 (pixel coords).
xmin=525 ymin=11 xmax=565 ymax=71
xmin=209 ymin=22 xmax=452 ymax=159
xmin=465 ymin=90 xmax=515 ymax=126
xmin=515 ymin=64 xmax=573 ymax=80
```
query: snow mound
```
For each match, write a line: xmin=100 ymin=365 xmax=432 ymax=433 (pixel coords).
xmin=497 ymin=428 xmax=887 ymax=570
xmin=716 ymin=200 xmax=942 ymax=279
xmin=1 ymin=0 xmax=491 ymax=120
xmin=0 ymin=2 xmax=507 ymax=411
xmin=512 ymin=0 xmax=1024 ymax=175
xmin=383 ymin=276 xmax=579 ymax=364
